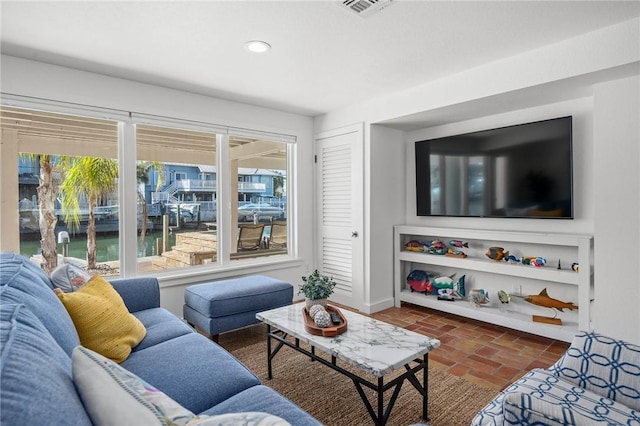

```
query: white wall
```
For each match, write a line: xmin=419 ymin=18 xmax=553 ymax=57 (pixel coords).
xmin=1 ymin=55 xmax=315 ymax=317
xmin=314 ymin=18 xmax=640 ymax=343
xmin=592 ymin=75 xmax=640 ymax=343
xmin=365 ymin=125 xmax=405 ymax=312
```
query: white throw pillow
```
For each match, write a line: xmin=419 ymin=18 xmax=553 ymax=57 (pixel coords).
xmin=72 ymin=346 xmax=195 ymax=426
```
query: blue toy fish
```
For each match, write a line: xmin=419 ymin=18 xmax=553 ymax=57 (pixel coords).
xmin=449 ymin=240 xmax=469 ymax=248
xmin=506 ymin=255 xmax=521 ymax=264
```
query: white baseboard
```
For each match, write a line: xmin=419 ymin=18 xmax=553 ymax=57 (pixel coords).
xmin=360 ymin=297 xmax=396 ymax=315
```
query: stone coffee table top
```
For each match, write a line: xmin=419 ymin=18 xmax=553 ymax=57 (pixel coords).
xmin=257 ymin=303 xmax=441 ymax=377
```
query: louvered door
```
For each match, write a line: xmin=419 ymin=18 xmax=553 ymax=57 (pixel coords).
xmin=315 ymin=124 xmax=363 ymax=310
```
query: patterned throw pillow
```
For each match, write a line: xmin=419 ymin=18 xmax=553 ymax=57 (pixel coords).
xmin=51 ymin=262 xmax=91 ymax=292
xmin=56 ymin=275 xmax=146 ymax=363
xmin=73 ymin=346 xmax=292 ymax=426
xmin=550 ymin=331 xmax=640 ymax=410
xmin=73 ymin=346 xmax=195 ymax=426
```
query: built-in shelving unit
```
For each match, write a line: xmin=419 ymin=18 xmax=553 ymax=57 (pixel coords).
xmin=394 ymin=226 xmax=593 ymax=342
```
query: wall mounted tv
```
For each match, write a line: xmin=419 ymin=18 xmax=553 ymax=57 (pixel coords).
xmin=415 ymin=116 xmax=573 ymax=219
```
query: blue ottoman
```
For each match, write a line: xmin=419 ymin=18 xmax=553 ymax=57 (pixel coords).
xmin=183 ymin=275 xmax=293 ymax=342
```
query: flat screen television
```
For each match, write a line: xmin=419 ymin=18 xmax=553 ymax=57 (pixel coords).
xmin=415 ymin=116 xmax=573 ymax=219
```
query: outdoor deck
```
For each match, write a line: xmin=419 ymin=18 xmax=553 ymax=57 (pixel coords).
xmin=152 ymin=229 xmax=286 ymax=270
xmin=31 ymin=227 xmax=286 ymax=275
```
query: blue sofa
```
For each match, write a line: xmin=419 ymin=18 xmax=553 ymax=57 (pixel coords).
xmin=0 ymin=252 xmax=321 ymax=425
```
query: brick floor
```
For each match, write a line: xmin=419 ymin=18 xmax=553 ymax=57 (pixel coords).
xmin=371 ymin=302 xmax=570 ymax=391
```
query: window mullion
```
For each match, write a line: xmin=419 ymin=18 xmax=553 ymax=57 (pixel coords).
xmin=118 ymin=120 xmax=137 ymax=277
xmin=217 ymin=134 xmax=231 ymax=265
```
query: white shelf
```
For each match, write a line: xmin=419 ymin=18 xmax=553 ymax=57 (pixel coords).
xmin=395 ymin=226 xmax=592 ymax=247
xmin=398 ymin=251 xmax=580 ymax=285
xmin=394 ymin=225 xmax=593 ymax=342
xmin=398 ymin=289 xmax=578 ymax=342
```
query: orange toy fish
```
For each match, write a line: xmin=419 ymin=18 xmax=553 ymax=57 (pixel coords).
xmin=521 ymin=288 xmax=578 ymax=311
xmin=486 ymin=247 xmax=509 ymax=261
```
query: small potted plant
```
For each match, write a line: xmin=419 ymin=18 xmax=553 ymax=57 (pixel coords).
xmin=299 ymin=269 xmax=336 ymax=309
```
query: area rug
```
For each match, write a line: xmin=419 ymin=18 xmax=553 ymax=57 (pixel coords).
xmin=220 ymin=325 xmax=498 ymax=426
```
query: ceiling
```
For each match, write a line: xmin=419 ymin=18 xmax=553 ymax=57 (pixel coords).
xmin=1 ymin=1 xmax=639 ymax=118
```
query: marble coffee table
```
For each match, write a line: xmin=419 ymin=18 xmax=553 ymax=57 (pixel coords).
xmin=256 ymin=303 xmax=441 ymax=426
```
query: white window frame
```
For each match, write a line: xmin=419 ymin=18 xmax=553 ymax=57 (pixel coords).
xmin=3 ymin=95 xmax=298 ymax=283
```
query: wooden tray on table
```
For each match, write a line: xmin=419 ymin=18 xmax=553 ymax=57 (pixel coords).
xmin=302 ymin=305 xmax=348 ymax=337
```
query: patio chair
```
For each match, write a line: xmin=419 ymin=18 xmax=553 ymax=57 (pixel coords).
xmin=237 ymin=223 xmax=264 ymax=251
xmin=269 ymin=221 xmax=287 ymax=248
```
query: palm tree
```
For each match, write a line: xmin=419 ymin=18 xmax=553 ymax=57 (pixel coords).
xmin=136 ymin=161 xmax=165 ymax=245
xmin=59 ymin=157 xmax=118 ymax=269
xmin=34 ymin=154 xmax=63 ymax=273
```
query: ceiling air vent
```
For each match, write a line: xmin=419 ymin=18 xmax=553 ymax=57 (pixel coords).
xmin=339 ymin=0 xmax=393 ymax=17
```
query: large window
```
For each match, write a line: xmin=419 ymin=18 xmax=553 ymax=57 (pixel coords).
xmin=2 ymin=103 xmax=293 ymax=279
xmin=135 ymin=124 xmax=218 ymax=273
xmin=229 ymin=136 xmax=288 ymax=261
xmin=4 ymin=106 xmax=120 ymax=275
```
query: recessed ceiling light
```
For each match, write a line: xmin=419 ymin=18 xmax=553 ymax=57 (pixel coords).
xmin=244 ymin=40 xmax=271 ymax=53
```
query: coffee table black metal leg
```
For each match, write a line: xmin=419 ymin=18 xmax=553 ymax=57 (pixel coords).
xmin=422 ymin=354 xmax=429 ymax=422
xmin=402 ymin=355 xmax=429 ymax=423
xmin=262 ymin=326 xmax=431 ymax=425
xmin=266 ymin=325 xmax=273 ymax=379
xmin=265 ymin=327 xmax=289 ymax=380
xmin=377 ymin=377 xmax=384 ymax=426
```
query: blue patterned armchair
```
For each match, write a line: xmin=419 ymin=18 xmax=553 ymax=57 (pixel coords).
xmin=472 ymin=331 xmax=640 ymax=425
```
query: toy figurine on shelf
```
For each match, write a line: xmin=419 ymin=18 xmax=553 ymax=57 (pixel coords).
xmin=469 ymin=289 xmax=490 ymax=306
xmin=515 ymin=288 xmax=578 ymax=325
xmin=427 ymin=240 xmax=447 ymax=255
xmin=520 ymin=288 xmax=578 ymax=311
xmin=446 ymin=248 xmax=468 ymax=258
xmin=449 ymin=240 xmax=469 ymax=248
xmin=446 ymin=240 xmax=468 ymax=258
xmin=506 ymin=255 xmax=521 ymax=264
xmin=498 ymin=290 xmax=511 ymax=304
xmin=406 ymin=269 xmax=437 ymax=293
xmin=486 ymin=247 xmax=509 ymax=261
xmin=532 ymin=257 xmax=548 ymax=267
xmin=522 ymin=256 xmax=547 ymax=267
xmin=571 ymin=262 xmax=580 ymax=272
xmin=432 ymin=274 xmax=466 ymax=300
xmin=404 ymin=240 xmax=432 ymax=252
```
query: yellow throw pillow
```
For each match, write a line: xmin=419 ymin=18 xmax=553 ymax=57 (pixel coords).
xmin=56 ymin=275 xmax=146 ymax=363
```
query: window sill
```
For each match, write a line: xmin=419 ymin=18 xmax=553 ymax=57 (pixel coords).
xmin=156 ymin=256 xmax=303 ymax=289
